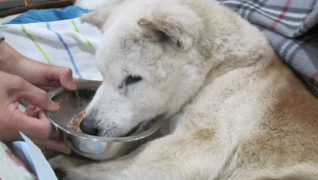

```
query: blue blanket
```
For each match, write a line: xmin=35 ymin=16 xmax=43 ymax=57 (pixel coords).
xmin=6 ymin=5 xmax=90 ymax=24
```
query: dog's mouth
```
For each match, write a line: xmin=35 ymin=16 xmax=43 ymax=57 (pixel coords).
xmin=77 ymin=114 xmax=163 ymax=137
xmin=124 ymin=118 xmax=158 ymax=136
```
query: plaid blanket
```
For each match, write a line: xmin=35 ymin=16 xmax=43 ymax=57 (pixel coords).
xmin=214 ymin=0 xmax=318 ymax=96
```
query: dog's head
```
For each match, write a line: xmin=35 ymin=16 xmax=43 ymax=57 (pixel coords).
xmin=79 ymin=0 xmax=211 ymax=137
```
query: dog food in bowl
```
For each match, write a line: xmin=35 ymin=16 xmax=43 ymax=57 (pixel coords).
xmin=47 ymin=80 xmax=163 ymax=160
xmin=67 ymin=110 xmax=86 ymax=133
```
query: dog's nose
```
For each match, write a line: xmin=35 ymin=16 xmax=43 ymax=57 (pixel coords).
xmin=80 ymin=118 xmax=98 ymax=136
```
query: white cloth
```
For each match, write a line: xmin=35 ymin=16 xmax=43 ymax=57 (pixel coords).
xmin=0 ymin=18 xmax=103 ymax=80
xmin=0 ymin=141 xmax=35 ymax=180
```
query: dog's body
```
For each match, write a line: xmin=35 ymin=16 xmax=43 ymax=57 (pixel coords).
xmin=50 ymin=0 xmax=318 ymax=179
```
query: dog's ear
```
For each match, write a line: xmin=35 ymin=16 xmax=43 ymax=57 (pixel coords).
xmin=137 ymin=6 xmax=201 ymax=51
xmin=80 ymin=8 xmax=111 ymax=29
xmin=138 ymin=18 xmax=192 ymax=50
xmin=80 ymin=1 xmax=122 ymax=29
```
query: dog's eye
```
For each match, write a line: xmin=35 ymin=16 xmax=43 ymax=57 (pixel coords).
xmin=125 ymin=75 xmax=142 ymax=86
xmin=118 ymin=75 xmax=143 ymax=90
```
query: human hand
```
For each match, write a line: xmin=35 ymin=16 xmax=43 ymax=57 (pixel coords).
xmin=0 ymin=41 xmax=76 ymax=91
xmin=4 ymin=56 xmax=76 ymax=91
xmin=0 ymin=71 xmax=70 ymax=154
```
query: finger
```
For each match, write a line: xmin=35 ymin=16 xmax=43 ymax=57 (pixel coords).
xmin=73 ymin=78 xmax=85 ymax=82
xmin=39 ymin=78 xmax=82 ymax=91
xmin=39 ymin=80 xmax=61 ymax=89
xmin=32 ymin=138 xmax=71 ymax=155
xmin=25 ymin=105 xmax=42 ymax=117
xmin=25 ymin=105 xmax=37 ymax=116
xmin=14 ymin=110 xmax=52 ymax=139
xmin=33 ymin=112 xmax=71 ymax=154
xmin=12 ymin=77 xmax=59 ymax=111
xmin=37 ymin=85 xmax=60 ymax=92
xmin=55 ymin=67 xmax=77 ymax=90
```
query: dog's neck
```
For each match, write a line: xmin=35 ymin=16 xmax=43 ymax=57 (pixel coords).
xmin=162 ymin=51 xmax=275 ymax=135
xmin=204 ymin=55 xmax=262 ymax=87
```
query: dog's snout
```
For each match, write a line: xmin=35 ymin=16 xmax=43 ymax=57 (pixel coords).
xmin=80 ymin=118 xmax=98 ymax=136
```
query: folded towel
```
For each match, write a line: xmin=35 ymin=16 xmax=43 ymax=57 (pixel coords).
xmin=0 ymin=17 xmax=102 ymax=80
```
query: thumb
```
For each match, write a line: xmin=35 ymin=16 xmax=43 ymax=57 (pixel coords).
xmin=53 ymin=67 xmax=77 ymax=90
xmin=15 ymin=111 xmax=70 ymax=154
xmin=15 ymin=110 xmax=52 ymax=139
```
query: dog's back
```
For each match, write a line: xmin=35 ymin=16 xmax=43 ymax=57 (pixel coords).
xmin=216 ymin=59 xmax=318 ymax=179
xmin=171 ymin=47 xmax=318 ymax=179
xmin=167 ymin=1 xmax=318 ymax=178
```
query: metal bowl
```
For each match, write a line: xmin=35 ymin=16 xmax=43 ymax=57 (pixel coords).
xmin=46 ymin=80 xmax=163 ymax=160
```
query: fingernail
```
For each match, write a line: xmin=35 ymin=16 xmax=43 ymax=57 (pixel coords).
xmin=49 ymin=102 xmax=60 ymax=111
xmin=68 ymin=80 xmax=77 ymax=90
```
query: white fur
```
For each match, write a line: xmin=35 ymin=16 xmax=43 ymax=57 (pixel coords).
xmin=50 ymin=0 xmax=318 ymax=179
xmin=75 ymin=0 xmax=120 ymax=9
xmin=81 ymin=0 xmax=208 ymax=137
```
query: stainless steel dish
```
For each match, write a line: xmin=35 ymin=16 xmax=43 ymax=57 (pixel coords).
xmin=46 ymin=80 xmax=163 ymax=160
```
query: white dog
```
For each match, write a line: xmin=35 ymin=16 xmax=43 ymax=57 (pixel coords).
xmin=50 ymin=0 xmax=318 ymax=179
